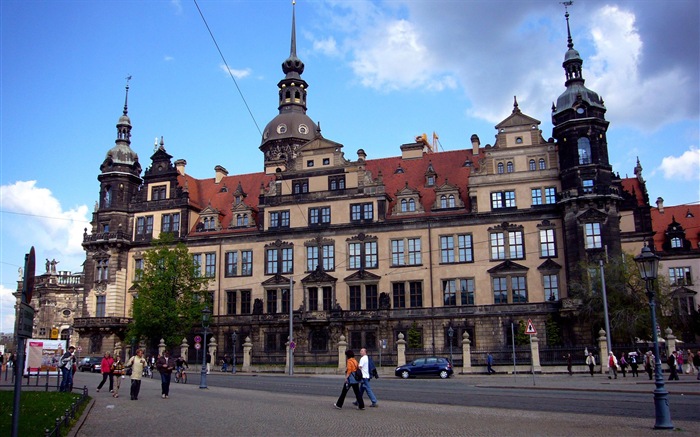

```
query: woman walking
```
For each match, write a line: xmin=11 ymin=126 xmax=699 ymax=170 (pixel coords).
xmin=333 ymin=350 xmax=365 ymax=410
xmin=96 ymin=352 xmax=114 ymax=393
xmin=111 ymin=356 xmax=125 ymax=398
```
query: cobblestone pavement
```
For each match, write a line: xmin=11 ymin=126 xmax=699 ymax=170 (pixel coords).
xmin=71 ymin=371 xmax=700 ymax=437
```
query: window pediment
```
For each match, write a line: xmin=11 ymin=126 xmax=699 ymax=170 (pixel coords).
xmin=393 ymin=183 xmax=424 ymax=215
xmin=487 ymin=222 xmax=524 ymax=232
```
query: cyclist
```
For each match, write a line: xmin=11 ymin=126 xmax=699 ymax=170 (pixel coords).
xmin=175 ymin=356 xmax=188 ymax=383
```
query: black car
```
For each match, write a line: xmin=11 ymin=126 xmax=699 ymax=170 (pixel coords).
xmin=395 ymin=357 xmax=453 ymax=379
xmin=78 ymin=356 xmax=102 ymax=373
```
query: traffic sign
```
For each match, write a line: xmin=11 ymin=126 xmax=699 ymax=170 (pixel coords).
xmin=77 ymin=346 xmax=82 ymax=352
xmin=194 ymin=335 xmax=202 ymax=343
xmin=525 ymin=319 xmax=537 ymax=335
xmin=289 ymin=341 xmax=296 ymax=350
xmin=16 ymin=302 xmax=35 ymax=338
xmin=194 ymin=343 xmax=201 ymax=350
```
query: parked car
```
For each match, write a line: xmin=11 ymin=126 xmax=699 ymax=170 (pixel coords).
xmin=78 ymin=356 xmax=102 ymax=373
xmin=395 ymin=357 xmax=453 ymax=379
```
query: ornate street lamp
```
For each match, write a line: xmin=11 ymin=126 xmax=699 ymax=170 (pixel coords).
xmin=447 ymin=326 xmax=454 ymax=365
xmin=634 ymin=246 xmax=673 ymax=429
xmin=231 ymin=331 xmax=237 ymax=375
xmin=199 ymin=305 xmax=211 ymax=389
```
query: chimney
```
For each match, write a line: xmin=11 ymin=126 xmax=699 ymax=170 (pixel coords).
xmin=357 ymin=149 xmax=367 ymax=162
xmin=471 ymin=134 xmax=480 ymax=154
xmin=215 ymin=165 xmax=228 ymax=184
xmin=175 ymin=159 xmax=187 ymax=176
xmin=656 ymin=197 xmax=664 ymax=214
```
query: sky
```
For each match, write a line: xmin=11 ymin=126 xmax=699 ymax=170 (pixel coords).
xmin=1 ymin=0 xmax=698 ymax=334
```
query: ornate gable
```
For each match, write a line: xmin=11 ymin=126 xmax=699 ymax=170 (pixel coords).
xmin=433 ymin=178 xmax=464 ymax=210
xmin=393 ymin=183 xmax=424 ymax=215
xmin=487 ymin=259 xmax=529 ymax=274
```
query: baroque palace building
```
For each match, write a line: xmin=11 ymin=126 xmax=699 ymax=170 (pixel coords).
xmin=71 ymin=7 xmax=655 ymax=361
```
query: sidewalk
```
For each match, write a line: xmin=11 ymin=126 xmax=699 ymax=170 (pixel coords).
xmin=69 ymin=371 xmax=700 ymax=437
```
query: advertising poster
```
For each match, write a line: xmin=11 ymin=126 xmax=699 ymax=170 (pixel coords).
xmin=25 ymin=339 xmax=66 ymax=375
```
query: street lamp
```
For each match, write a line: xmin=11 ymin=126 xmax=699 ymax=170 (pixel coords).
xmin=634 ymin=246 xmax=673 ymax=430
xmin=199 ymin=305 xmax=211 ymax=390
xmin=447 ymin=326 xmax=454 ymax=365
xmin=231 ymin=331 xmax=237 ymax=375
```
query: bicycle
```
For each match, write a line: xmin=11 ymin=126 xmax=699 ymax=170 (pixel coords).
xmin=175 ymin=367 xmax=187 ymax=384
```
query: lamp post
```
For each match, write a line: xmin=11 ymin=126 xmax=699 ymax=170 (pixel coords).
xmin=447 ymin=326 xmax=454 ymax=365
xmin=634 ymin=246 xmax=673 ymax=430
xmin=199 ymin=305 xmax=211 ymax=390
xmin=231 ymin=331 xmax=237 ymax=375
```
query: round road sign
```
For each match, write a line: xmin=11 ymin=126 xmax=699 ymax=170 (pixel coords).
xmin=194 ymin=343 xmax=201 ymax=350
xmin=194 ymin=335 xmax=202 ymax=343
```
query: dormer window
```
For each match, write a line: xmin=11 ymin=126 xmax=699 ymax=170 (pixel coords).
xmin=424 ymin=162 xmax=437 ymax=187
xmin=515 ymin=137 xmax=523 ymax=144
xmin=400 ymin=198 xmax=417 ymax=212
xmin=671 ymin=237 xmax=682 ymax=249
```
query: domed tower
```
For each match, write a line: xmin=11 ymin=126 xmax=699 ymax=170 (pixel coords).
xmin=260 ymin=1 xmax=317 ymax=174
xmin=552 ymin=9 xmax=622 ymax=283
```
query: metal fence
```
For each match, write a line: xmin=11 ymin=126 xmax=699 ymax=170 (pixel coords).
xmin=45 ymin=385 xmax=90 ymax=437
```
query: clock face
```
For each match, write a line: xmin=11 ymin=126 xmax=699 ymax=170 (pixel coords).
xmin=298 ymin=124 xmax=308 ymax=135
xmin=276 ymin=124 xmax=287 ymax=134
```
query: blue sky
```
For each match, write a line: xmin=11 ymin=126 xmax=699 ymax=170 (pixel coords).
xmin=1 ymin=0 xmax=698 ymax=333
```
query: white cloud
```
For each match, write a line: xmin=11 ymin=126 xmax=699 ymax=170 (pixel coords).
xmin=220 ymin=65 xmax=252 ymax=79
xmin=312 ymin=37 xmax=339 ymax=57
xmin=0 ymin=284 xmax=16 ymax=334
xmin=656 ymin=146 xmax=700 ymax=181
xmin=164 ymin=55 xmax=174 ymax=62
xmin=170 ymin=0 xmax=183 ymax=15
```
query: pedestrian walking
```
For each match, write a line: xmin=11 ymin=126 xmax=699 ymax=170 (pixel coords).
xmin=59 ymin=346 xmax=76 ymax=392
xmin=644 ymin=351 xmax=654 ymax=380
xmin=585 ymin=352 xmax=596 ymax=376
xmin=111 ymin=356 xmax=125 ymax=398
xmin=125 ymin=349 xmax=147 ymax=400
xmin=676 ymin=350 xmax=684 ymax=374
xmin=607 ymin=351 xmax=618 ymax=379
xmin=629 ymin=352 xmax=639 ymax=377
xmin=619 ymin=353 xmax=627 ymax=378
xmin=486 ymin=352 xmax=496 ymax=374
xmin=206 ymin=352 xmax=212 ymax=374
xmin=221 ymin=354 xmax=229 ymax=372
xmin=565 ymin=353 xmax=573 ymax=376
xmin=96 ymin=352 xmax=114 ymax=393
xmin=333 ymin=350 xmax=364 ymax=410
xmin=693 ymin=350 xmax=700 ymax=380
xmin=157 ymin=350 xmax=176 ymax=399
xmin=355 ymin=348 xmax=378 ymax=407
xmin=685 ymin=349 xmax=695 ymax=374
xmin=667 ymin=351 xmax=679 ymax=381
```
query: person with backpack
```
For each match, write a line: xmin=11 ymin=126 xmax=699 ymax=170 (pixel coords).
xmin=354 ymin=348 xmax=378 ymax=408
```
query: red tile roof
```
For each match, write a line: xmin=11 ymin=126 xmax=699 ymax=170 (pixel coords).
xmin=651 ymin=204 xmax=700 ymax=250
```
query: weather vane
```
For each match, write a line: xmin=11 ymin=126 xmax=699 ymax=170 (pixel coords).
xmin=560 ymin=1 xmax=574 ymax=13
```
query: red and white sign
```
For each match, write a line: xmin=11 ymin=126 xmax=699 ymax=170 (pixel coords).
xmin=194 ymin=343 xmax=201 ymax=350
xmin=194 ymin=335 xmax=202 ymax=343
xmin=525 ymin=319 xmax=537 ymax=335
xmin=77 ymin=346 xmax=82 ymax=352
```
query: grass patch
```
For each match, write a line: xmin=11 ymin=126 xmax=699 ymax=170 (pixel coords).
xmin=0 ymin=390 xmax=90 ymax=436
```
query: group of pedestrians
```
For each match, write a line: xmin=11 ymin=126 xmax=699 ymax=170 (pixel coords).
xmin=334 ymin=348 xmax=379 ymax=410
xmin=583 ymin=349 xmax=700 ymax=381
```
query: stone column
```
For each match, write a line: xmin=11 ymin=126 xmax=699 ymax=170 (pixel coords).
xmin=242 ymin=336 xmax=252 ymax=372
xmin=529 ymin=334 xmax=541 ymax=373
xmin=461 ymin=332 xmax=472 ymax=374
xmin=158 ymin=338 xmax=166 ymax=356
xmin=397 ymin=332 xmax=407 ymax=366
xmin=597 ymin=329 xmax=608 ymax=374
xmin=337 ymin=335 xmax=347 ymax=371
xmin=664 ymin=327 xmax=676 ymax=359
xmin=180 ymin=338 xmax=189 ymax=362
xmin=208 ymin=337 xmax=217 ymax=373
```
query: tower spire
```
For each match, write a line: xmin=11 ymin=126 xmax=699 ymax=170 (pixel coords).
xmin=290 ymin=0 xmax=297 ymax=58
xmin=123 ymin=75 xmax=132 ymax=116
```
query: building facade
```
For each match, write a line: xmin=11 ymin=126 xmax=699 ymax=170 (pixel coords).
xmin=70 ymin=7 xmax=656 ymax=362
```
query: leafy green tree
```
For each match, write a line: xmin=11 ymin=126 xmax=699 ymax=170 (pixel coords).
xmin=545 ymin=315 xmax=562 ymax=346
xmin=515 ymin=320 xmax=530 ymax=346
xmin=568 ymin=253 xmax=672 ymax=345
xmin=407 ymin=323 xmax=422 ymax=349
xmin=126 ymin=234 xmax=211 ymax=352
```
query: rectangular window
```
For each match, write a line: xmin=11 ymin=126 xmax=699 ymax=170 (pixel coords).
xmin=172 ymin=213 xmax=180 ymax=232
xmin=226 ymin=290 xmax=237 ymax=315
xmin=240 ymin=290 xmax=251 ymax=314
xmin=365 ymin=241 xmax=378 ymax=268
xmin=512 ymin=276 xmax=528 ymax=303
xmin=308 ymin=287 xmax=318 ymax=311
xmin=350 ymin=202 xmax=373 ymax=222
xmin=583 ymin=179 xmax=594 ymax=194
xmin=151 ymin=185 xmax=166 ymax=201
xmin=96 ymin=295 xmax=106 ymax=317
xmin=162 ymin=214 xmax=171 ymax=232
xmin=460 ymin=278 xmax=475 ymax=305
xmin=584 ymin=223 xmax=602 ymax=249
xmin=544 ymin=187 xmax=557 ymax=204
xmin=96 ymin=259 xmax=109 ymax=281
xmin=409 ymin=281 xmax=423 ymax=308
xmin=145 ymin=216 xmax=153 ymax=235
xmin=136 ymin=215 xmax=154 ymax=236
xmin=309 ymin=206 xmax=331 ymax=226
xmin=392 ymin=282 xmax=406 ymax=308
xmin=266 ymin=290 xmax=277 ymax=314
xmin=540 ymin=229 xmax=556 ymax=257
xmin=348 ymin=243 xmax=361 ymax=269
xmin=442 ymin=280 xmax=457 ymax=306
xmin=408 ymin=238 xmax=422 ymax=265
xmin=349 ymin=285 xmax=361 ymax=311
xmin=440 ymin=236 xmax=454 ymax=263
xmin=669 ymin=267 xmax=692 ymax=285
xmin=134 ymin=258 xmax=143 ymax=281
xmin=323 ymin=287 xmax=332 ymax=311
xmin=365 ymin=284 xmax=378 ymax=310
xmin=205 ymin=253 xmax=216 ymax=277
xmin=266 ymin=247 xmax=293 ymax=275
xmin=281 ymin=288 xmax=289 ymax=313
xmin=490 ymin=232 xmax=506 ymax=260
xmin=457 ymin=234 xmax=473 ymax=262
xmin=508 ymin=231 xmax=524 ymax=259
xmin=269 ymin=210 xmax=290 ymax=229
xmin=192 ymin=254 xmax=202 ymax=277
xmin=493 ymin=277 xmax=508 ymax=304
xmin=225 ymin=251 xmax=238 ymax=277
xmin=136 ymin=217 xmax=145 ymax=235
xmin=161 ymin=213 xmax=180 ymax=234
xmin=531 ymin=188 xmax=543 ymax=206
xmin=491 ymin=190 xmax=516 ymax=209
xmin=241 ymin=250 xmax=253 ymax=276
xmin=544 ymin=274 xmax=559 ymax=301
xmin=391 ymin=239 xmax=405 ymax=266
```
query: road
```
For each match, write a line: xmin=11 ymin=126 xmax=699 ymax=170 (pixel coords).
xmin=196 ymin=371 xmax=700 ymax=422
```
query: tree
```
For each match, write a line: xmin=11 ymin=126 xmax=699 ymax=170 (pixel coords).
xmin=568 ymin=253 xmax=672 ymax=345
xmin=126 ymin=234 xmax=211 ymax=352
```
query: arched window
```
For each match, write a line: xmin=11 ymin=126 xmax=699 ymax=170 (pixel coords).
xmin=408 ymin=198 xmax=416 ymax=212
xmin=529 ymin=160 xmax=536 ymax=171
xmin=539 ymin=158 xmax=546 ymax=170
xmin=671 ymin=237 xmax=682 ymax=248
xmin=104 ymin=186 xmax=112 ymax=208
xmin=578 ymin=138 xmax=591 ymax=164
xmin=237 ymin=214 xmax=243 ymax=227
xmin=401 ymin=199 xmax=408 ymax=212
xmin=507 ymin=162 xmax=514 ymax=173
xmin=440 ymin=195 xmax=447 ymax=209
xmin=243 ymin=215 xmax=249 ymax=226
xmin=497 ymin=163 xmax=504 ymax=174
xmin=448 ymin=195 xmax=455 ymax=208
